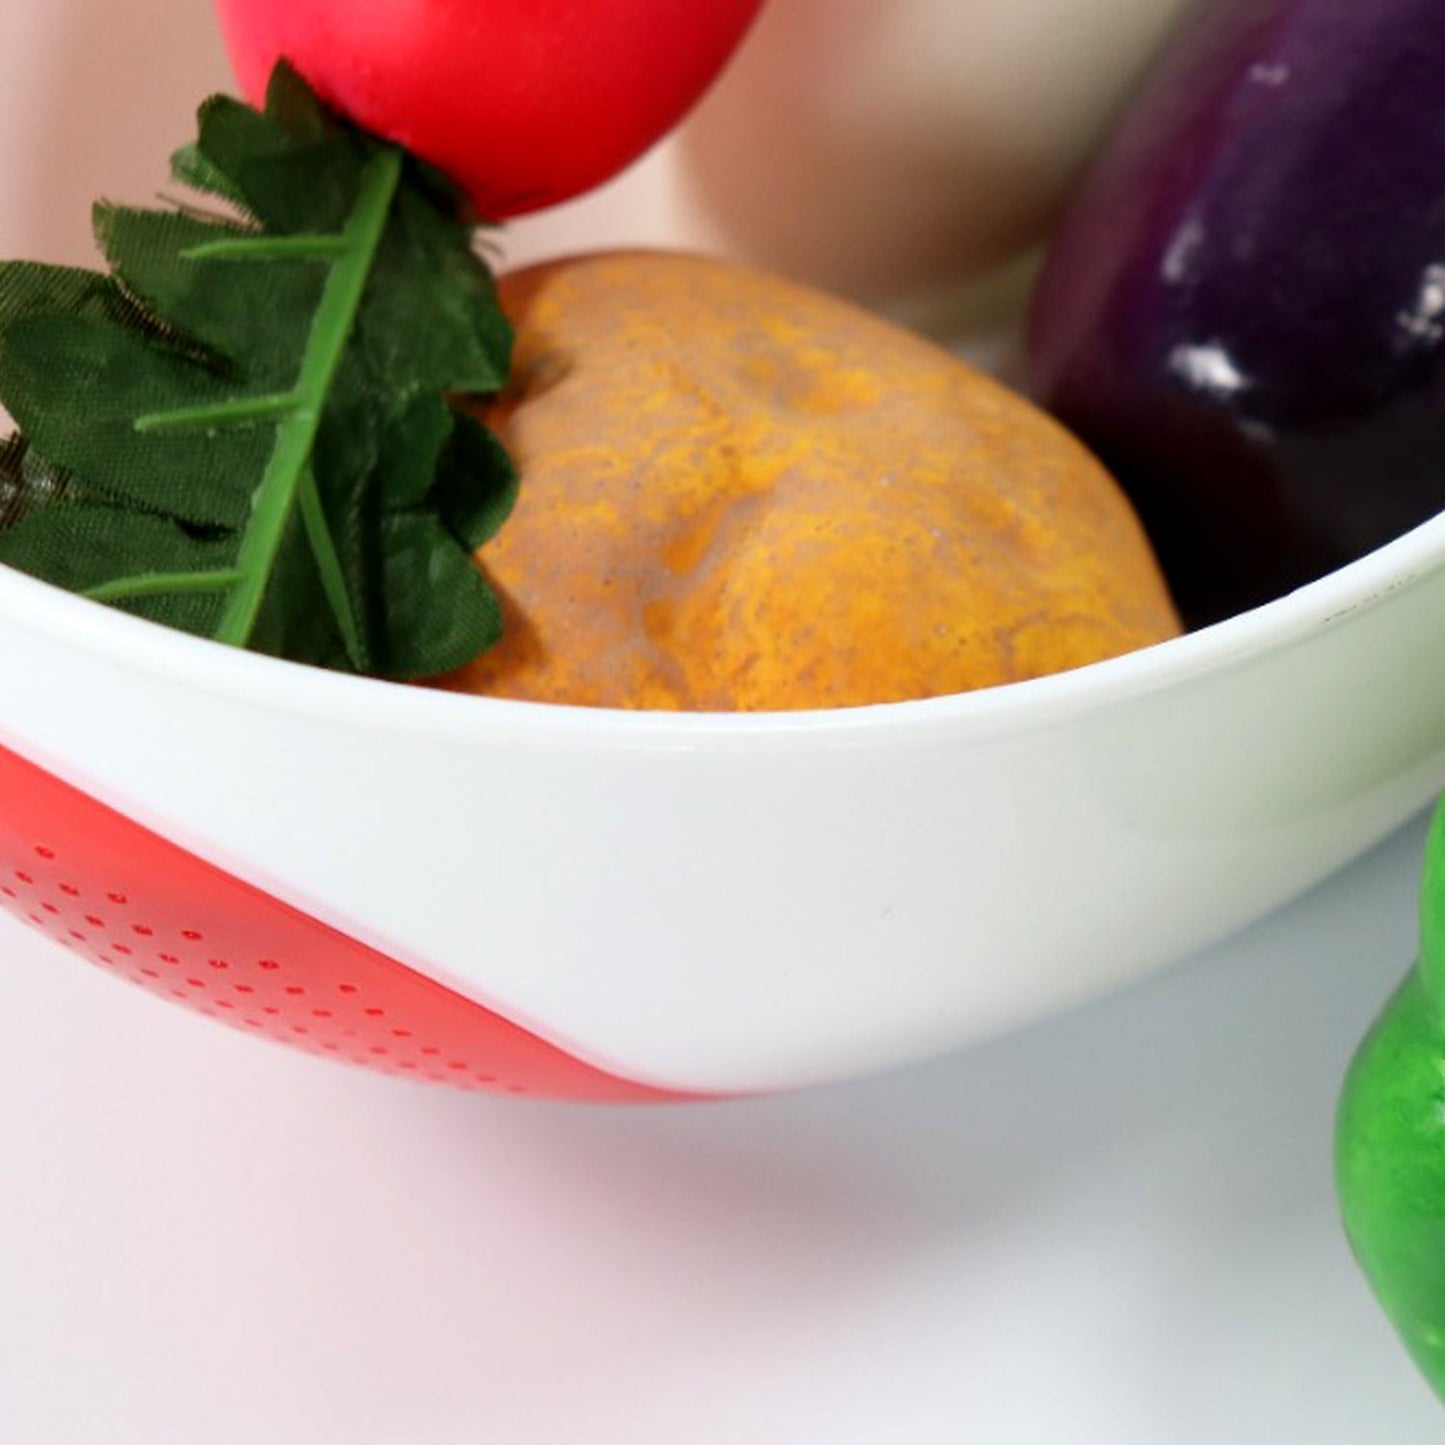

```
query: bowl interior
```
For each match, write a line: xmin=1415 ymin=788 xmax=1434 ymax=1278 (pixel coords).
xmin=5 ymin=487 xmax=1445 ymax=748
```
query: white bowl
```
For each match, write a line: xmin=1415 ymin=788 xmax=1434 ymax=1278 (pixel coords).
xmin=4 ymin=506 xmax=1445 ymax=1097
xmin=4 ymin=0 xmax=1445 ymax=1100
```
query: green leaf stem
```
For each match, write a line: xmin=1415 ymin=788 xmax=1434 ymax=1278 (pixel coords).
xmin=210 ymin=145 xmax=402 ymax=649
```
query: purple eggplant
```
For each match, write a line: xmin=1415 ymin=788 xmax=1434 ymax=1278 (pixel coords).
xmin=1028 ymin=0 xmax=1445 ymax=625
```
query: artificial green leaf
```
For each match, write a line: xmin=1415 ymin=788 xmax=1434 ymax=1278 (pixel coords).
xmin=168 ymin=142 xmax=245 ymax=207
xmin=0 ymin=63 xmax=518 ymax=681
xmin=245 ymin=503 xmax=353 ymax=672
xmin=434 ymin=410 xmax=519 ymax=549
xmin=192 ymin=85 xmax=362 ymax=235
xmin=261 ymin=60 xmax=341 ymax=149
xmin=0 ymin=502 xmax=234 ymax=635
xmin=361 ymin=184 xmax=512 ymax=394
xmin=0 ymin=435 xmax=74 ymax=529
xmin=0 ymin=435 xmax=24 ymax=528
xmin=94 ymin=204 xmax=326 ymax=372
xmin=0 ymin=269 xmax=268 ymax=527
xmin=375 ymin=511 xmax=505 ymax=679
xmin=368 ymin=389 xmax=457 ymax=512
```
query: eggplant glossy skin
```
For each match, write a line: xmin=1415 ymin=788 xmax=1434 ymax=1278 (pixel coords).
xmin=1029 ymin=0 xmax=1445 ymax=626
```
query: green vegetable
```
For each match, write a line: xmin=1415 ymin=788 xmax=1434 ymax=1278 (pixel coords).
xmin=0 ymin=62 xmax=517 ymax=679
xmin=1338 ymin=797 xmax=1445 ymax=1403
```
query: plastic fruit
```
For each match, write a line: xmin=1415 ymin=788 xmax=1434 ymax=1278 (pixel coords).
xmin=1338 ymin=794 xmax=1445 ymax=1405
xmin=214 ymin=0 xmax=766 ymax=218
xmin=443 ymin=250 xmax=1180 ymax=711
xmin=1030 ymin=0 xmax=1445 ymax=625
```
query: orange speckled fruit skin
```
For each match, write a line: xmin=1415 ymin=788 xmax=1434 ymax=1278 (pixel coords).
xmin=443 ymin=251 xmax=1180 ymax=711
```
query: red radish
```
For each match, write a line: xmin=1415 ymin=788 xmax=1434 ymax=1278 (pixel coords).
xmin=214 ymin=0 xmax=765 ymax=219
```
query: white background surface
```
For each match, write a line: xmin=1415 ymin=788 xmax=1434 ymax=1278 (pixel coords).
xmin=4 ymin=2 xmax=1444 ymax=1439
xmin=3 ymin=813 xmax=1442 ymax=1444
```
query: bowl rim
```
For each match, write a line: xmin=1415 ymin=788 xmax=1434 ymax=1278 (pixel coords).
xmin=4 ymin=506 xmax=1445 ymax=748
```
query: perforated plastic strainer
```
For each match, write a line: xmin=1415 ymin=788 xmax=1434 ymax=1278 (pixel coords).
xmin=0 ymin=739 xmax=682 ymax=1101
xmin=9 ymin=502 xmax=1445 ymax=1101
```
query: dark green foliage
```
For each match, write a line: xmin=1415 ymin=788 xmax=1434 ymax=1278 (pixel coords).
xmin=0 ymin=63 xmax=517 ymax=680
